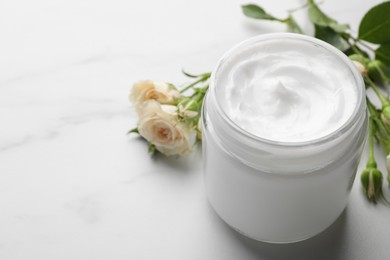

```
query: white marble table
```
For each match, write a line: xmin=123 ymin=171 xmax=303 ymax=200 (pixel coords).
xmin=1 ymin=0 xmax=389 ymax=259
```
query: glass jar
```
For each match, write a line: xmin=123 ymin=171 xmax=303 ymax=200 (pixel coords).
xmin=202 ymin=33 xmax=367 ymax=243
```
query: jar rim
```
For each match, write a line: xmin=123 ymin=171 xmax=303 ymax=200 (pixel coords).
xmin=210 ymin=33 xmax=366 ymax=148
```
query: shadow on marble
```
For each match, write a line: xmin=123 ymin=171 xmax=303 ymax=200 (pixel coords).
xmin=209 ymin=202 xmax=348 ymax=260
xmin=129 ymin=136 xmax=203 ymax=174
xmin=154 ymin=151 xmax=202 ymax=174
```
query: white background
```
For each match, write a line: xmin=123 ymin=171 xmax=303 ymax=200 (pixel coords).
xmin=0 ymin=0 xmax=389 ymax=259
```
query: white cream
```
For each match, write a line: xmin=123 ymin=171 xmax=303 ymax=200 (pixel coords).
xmin=216 ymin=38 xmax=358 ymax=142
xmin=203 ymin=34 xmax=367 ymax=243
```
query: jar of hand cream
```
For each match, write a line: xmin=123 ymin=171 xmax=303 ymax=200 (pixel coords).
xmin=202 ymin=33 xmax=367 ymax=243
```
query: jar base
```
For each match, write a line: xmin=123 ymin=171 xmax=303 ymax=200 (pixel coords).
xmin=209 ymin=201 xmax=348 ymax=244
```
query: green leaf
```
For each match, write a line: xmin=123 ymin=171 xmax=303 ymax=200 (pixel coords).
xmin=148 ymin=143 xmax=157 ymax=156
xmin=308 ymin=0 xmax=335 ymax=26
xmin=314 ymin=25 xmax=344 ymax=50
xmin=127 ymin=128 xmax=139 ymax=134
xmin=286 ymin=15 xmax=303 ymax=34
xmin=358 ymin=1 xmax=390 ymax=44
xmin=374 ymin=45 xmax=390 ymax=84
xmin=368 ymin=59 xmax=390 ymax=86
xmin=182 ymin=70 xmax=200 ymax=78
xmin=308 ymin=0 xmax=349 ymax=33
xmin=343 ymin=45 xmax=370 ymax=58
xmin=241 ymin=4 xmax=277 ymax=21
xmin=182 ymin=70 xmax=211 ymax=79
xmin=328 ymin=23 xmax=349 ymax=34
xmin=349 ymin=54 xmax=369 ymax=67
xmin=376 ymin=44 xmax=390 ymax=65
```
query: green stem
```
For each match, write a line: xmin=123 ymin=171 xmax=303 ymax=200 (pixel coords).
xmin=188 ymin=86 xmax=208 ymax=105
xmin=369 ymin=120 xmax=376 ymax=165
xmin=345 ymin=33 xmax=376 ymax=52
xmin=277 ymin=18 xmax=288 ymax=23
xmin=374 ymin=62 xmax=390 ymax=86
xmin=342 ymin=34 xmax=364 ymax=55
xmin=366 ymin=76 xmax=389 ymax=107
xmin=286 ymin=15 xmax=304 ymax=34
xmin=342 ymin=33 xmax=376 ymax=57
xmin=195 ymin=86 xmax=208 ymax=103
xmin=351 ymin=45 xmax=363 ymax=56
xmin=366 ymin=101 xmax=377 ymax=168
xmin=180 ymin=73 xmax=211 ymax=93
xmin=367 ymin=98 xmax=390 ymax=142
xmin=356 ymin=40 xmax=376 ymax=52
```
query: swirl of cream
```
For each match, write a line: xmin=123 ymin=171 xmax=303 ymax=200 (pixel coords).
xmin=216 ymin=39 xmax=358 ymax=142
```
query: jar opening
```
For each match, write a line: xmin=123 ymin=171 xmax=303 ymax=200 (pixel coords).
xmin=210 ymin=33 xmax=365 ymax=147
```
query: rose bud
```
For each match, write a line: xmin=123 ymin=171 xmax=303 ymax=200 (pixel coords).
xmin=349 ymin=54 xmax=369 ymax=77
xmin=368 ymin=60 xmax=389 ymax=85
xmin=130 ymin=81 xmax=180 ymax=112
xmin=361 ymin=167 xmax=383 ymax=203
xmin=381 ymin=105 xmax=390 ymax=130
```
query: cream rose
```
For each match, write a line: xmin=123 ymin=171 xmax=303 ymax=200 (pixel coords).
xmin=352 ymin=60 xmax=368 ymax=77
xmin=178 ymin=103 xmax=198 ymax=118
xmin=138 ymin=100 xmax=196 ymax=156
xmin=130 ymin=81 xmax=180 ymax=110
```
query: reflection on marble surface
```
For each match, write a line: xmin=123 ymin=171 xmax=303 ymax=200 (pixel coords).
xmin=0 ymin=0 xmax=389 ymax=259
